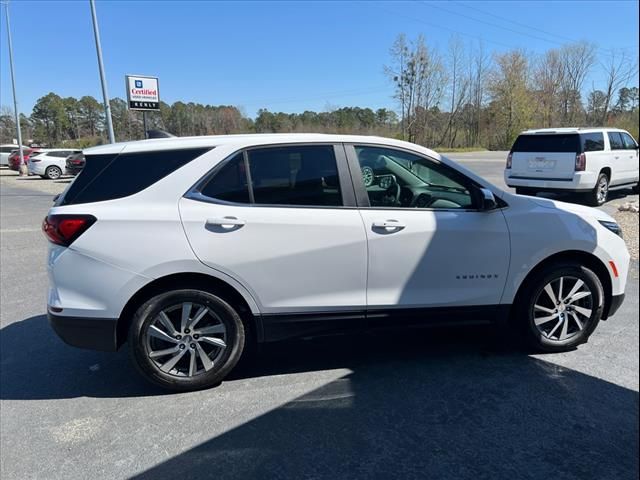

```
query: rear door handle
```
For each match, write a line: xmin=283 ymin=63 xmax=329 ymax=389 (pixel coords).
xmin=372 ymin=219 xmax=406 ymax=232
xmin=206 ymin=216 xmax=246 ymax=229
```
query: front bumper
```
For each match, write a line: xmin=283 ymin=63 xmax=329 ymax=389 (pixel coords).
xmin=604 ymin=294 xmax=626 ymax=319
xmin=48 ymin=312 xmax=119 ymax=351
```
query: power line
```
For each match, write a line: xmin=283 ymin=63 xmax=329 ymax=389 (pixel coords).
xmin=453 ymin=0 xmax=638 ymax=54
xmin=419 ymin=0 xmax=635 ymax=60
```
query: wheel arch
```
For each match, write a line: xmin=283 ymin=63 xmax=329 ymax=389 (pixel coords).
xmin=116 ymin=272 xmax=263 ymax=349
xmin=511 ymin=250 xmax=613 ymax=321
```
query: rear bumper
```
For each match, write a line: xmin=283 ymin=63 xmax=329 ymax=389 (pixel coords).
xmin=48 ymin=312 xmax=119 ymax=352
xmin=505 ymin=170 xmax=597 ymax=191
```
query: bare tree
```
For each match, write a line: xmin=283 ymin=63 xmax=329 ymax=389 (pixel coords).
xmin=533 ymin=49 xmax=563 ymax=127
xmin=558 ymin=42 xmax=596 ymax=125
xmin=386 ymin=34 xmax=446 ymax=143
xmin=597 ymin=50 xmax=639 ymax=125
xmin=439 ymin=36 xmax=470 ymax=147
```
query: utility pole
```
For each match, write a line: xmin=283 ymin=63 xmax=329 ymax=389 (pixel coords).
xmin=89 ymin=0 xmax=115 ymax=143
xmin=2 ymin=0 xmax=26 ymax=175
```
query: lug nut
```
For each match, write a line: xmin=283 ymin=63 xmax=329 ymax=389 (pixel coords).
xmin=190 ymin=343 xmax=196 ymax=349
xmin=193 ymin=334 xmax=199 ymax=339
xmin=179 ymin=344 xmax=185 ymax=350
xmin=184 ymin=329 xmax=190 ymax=334
xmin=176 ymin=335 xmax=182 ymax=340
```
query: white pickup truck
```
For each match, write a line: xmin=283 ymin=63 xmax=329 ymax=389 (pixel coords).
xmin=505 ymin=128 xmax=639 ymax=206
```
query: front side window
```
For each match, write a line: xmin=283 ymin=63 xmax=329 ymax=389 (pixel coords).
xmin=354 ymin=146 xmax=475 ymax=209
xmin=581 ymin=133 xmax=604 ymax=152
xmin=608 ymin=132 xmax=624 ymax=150
xmin=197 ymin=145 xmax=343 ymax=207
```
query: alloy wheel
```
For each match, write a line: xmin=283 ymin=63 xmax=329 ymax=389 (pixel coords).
xmin=532 ymin=276 xmax=594 ymax=342
xmin=144 ymin=302 xmax=228 ymax=377
xmin=597 ymin=176 xmax=608 ymax=204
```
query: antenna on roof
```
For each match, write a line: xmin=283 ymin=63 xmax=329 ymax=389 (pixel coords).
xmin=146 ymin=130 xmax=176 ymax=139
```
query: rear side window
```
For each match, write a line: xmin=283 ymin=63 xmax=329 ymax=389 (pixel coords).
xmin=197 ymin=145 xmax=343 ymax=207
xmin=581 ymin=133 xmax=605 ymax=152
xmin=620 ymin=132 xmax=638 ymax=150
xmin=511 ymin=134 xmax=580 ymax=153
xmin=248 ymin=146 xmax=341 ymax=206
xmin=199 ymin=153 xmax=250 ymax=203
xmin=608 ymin=132 xmax=624 ymax=150
xmin=59 ymin=147 xmax=211 ymax=205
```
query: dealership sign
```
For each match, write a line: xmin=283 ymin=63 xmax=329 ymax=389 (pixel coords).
xmin=126 ymin=75 xmax=160 ymax=110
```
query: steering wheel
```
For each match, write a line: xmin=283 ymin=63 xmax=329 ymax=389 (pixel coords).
xmin=380 ymin=175 xmax=401 ymax=207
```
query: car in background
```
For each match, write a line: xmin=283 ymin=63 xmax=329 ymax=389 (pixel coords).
xmin=505 ymin=128 xmax=639 ymax=206
xmin=8 ymin=148 xmax=43 ymax=171
xmin=65 ymin=152 xmax=85 ymax=176
xmin=1 ymin=144 xmax=26 ymax=166
xmin=28 ymin=149 xmax=81 ymax=179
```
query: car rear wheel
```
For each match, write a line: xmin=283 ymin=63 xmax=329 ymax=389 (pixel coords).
xmin=588 ymin=173 xmax=609 ymax=206
xmin=128 ymin=289 xmax=245 ymax=391
xmin=516 ymin=263 xmax=604 ymax=352
xmin=45 ymin=165 xmax=62 ymax=180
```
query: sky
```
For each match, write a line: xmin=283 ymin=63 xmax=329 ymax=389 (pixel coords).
xmin=0 ymin=0 xmax=638 ymax=118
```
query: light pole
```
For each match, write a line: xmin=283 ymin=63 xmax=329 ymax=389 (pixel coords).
xmin=2 ymin=0 xmax=26 ymax=175
xmin=89 ymin=0 xmax=115 ymax=143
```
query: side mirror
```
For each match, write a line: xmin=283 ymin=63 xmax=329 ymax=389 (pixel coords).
xmin=478 ymin=188 xmax=498 ymax=211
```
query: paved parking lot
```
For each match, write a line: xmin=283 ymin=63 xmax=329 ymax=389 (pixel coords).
xmin=1 ymin=153 xmax=638 ymax=480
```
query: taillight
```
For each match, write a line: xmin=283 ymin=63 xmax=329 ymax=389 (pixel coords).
xmin=42 ymin=214 xmax=96 ymax=246
xmin=506 ymin=152 xmax=513 ymax=169
xmin=575 ymin=153 xmax=586 ymax=171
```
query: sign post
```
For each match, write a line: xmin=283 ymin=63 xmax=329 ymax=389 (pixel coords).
xmin=125 ymin=75 xmax=160 ymax=139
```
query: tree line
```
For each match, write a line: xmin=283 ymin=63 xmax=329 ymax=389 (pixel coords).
xmin=1 ymin=34 xmax=637 ymax=150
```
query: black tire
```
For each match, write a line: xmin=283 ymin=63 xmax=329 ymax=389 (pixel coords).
xmin=632 ymin=183 xmax=639 ymax=195
xmin=587 ymin=172 xmax=609 ymax=206
xmin=45 ymin=165 xmax=62 ymax=180
xmin=515 ymin=263 xmax=604 ymax=352
xmin=515 ymin=187 xmax=536 ymax=196
xmin=128 ymin=289 xmax=245 ymax=391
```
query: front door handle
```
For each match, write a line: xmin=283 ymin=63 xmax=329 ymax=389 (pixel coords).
xmin=372 ymin=219 xmax=406 ymax=232
xmin=206 ymin=217 xmax=246 ymax=229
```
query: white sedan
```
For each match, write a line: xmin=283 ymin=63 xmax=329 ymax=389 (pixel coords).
xmin=29 ymin=149 xmax=81 ymax=179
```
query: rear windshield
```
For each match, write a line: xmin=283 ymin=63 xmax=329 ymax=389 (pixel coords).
xmin=57 ymin=147 xmax=211 ymax=206
xmin=511 ymin=134 xmax=580 ymax=153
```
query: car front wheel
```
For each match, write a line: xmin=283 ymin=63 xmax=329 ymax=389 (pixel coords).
xmin=128 ymin=289 xmax=245 ymax=391
xmin=517 ymin=263 xmax=604 ymax=352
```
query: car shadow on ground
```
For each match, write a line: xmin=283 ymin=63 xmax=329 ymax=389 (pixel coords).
xmin=134 ymin=329 xmax=638 ymax=480
xmin=1 ymin=315 xmax=639 ymax=479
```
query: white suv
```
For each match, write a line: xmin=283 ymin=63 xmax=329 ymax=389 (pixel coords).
xmin=44 ymin=134 xmax=630 ymax=391
xmin=505 ymin=128 xmax=639 ymax=206
xmin=29 ymin=149 xmax=81 ymax=179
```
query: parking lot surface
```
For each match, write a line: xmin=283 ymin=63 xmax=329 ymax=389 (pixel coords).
xmin=1 ymin=153 xmax=638 ymax=479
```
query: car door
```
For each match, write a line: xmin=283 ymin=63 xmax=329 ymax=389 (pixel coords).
xmin=607 ymin=132 xmax=632 ymax=185
xmin=179 ymin=144 xmax=368 ymax=315
xmin=620 ymin=132 xmax=639 ymax=183
xmin=346 ymin=144 xmax=510 ymax=314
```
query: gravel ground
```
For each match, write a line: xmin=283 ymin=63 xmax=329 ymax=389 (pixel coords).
xmin=615 ymin=210 xmax=639 ymax=261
